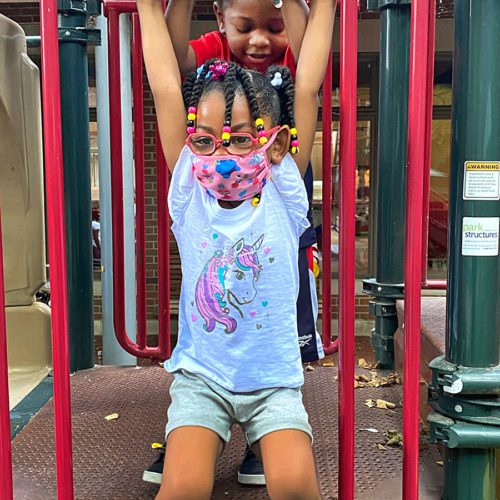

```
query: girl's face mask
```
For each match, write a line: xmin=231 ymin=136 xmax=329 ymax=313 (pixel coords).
xmin=188 ymin=128 xmax=280 ymax=201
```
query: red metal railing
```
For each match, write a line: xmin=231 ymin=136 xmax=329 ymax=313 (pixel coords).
xmin=338 ymin=1 xmax=357 ymax=498
xmin=321 ymin=53 xmax=339 ymax=356
xmin=39 ymin=0 xmax=75 ymax=496
xmin=420 ymin=0 xmax=444 ymax=291
xmin=0 ymin=209 xmax=13 ymax=500
xmin=105 ymin=1 xmax=170 ymax=360
xmin=403 ymin=0 xmax=436 ymax=498
xmin=131 ymin=12 xmax=148 ymax=350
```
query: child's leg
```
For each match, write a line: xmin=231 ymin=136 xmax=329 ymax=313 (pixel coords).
xmin=156 ymin=426 xmax=223 ymax=500
xmin=258 ymin=429 xmax=320 ymax=500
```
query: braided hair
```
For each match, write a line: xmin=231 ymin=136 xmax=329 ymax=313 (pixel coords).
xmin=182 ymin=59 xmax=298 ymax=152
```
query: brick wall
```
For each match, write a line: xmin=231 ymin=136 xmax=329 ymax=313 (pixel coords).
xmin=0 ymin=2 xmax=39 ymax=24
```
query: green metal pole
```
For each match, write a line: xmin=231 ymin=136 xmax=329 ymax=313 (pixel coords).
xmin=58 ymin=2 xmax=94 ymax=371
xmin=443 ymin=1 xmax=500 ymax=498
xmin=364 ymin=0 xmax=410 ymax=368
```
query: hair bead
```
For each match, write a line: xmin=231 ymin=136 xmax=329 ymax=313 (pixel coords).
xmin=187 ymin=126 xmax=196 ymax=134
xmin=259 ymin=136 xmax=268 ymax=145
xmin=255 ymin=118 xmax=264 ymax=127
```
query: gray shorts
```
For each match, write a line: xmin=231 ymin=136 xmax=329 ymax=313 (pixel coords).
xmin=165 ymin=370 xmax=313 ymax=446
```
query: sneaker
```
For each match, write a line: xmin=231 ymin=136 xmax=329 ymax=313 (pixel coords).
xmin=237 ymin=445 xmax=266 ymax=486
xmin=142 ymin=445 xmax=165 ymax=485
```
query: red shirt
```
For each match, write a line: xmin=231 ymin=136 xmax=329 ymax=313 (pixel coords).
xmin=189 ymin=31 xmax=296 ymax=78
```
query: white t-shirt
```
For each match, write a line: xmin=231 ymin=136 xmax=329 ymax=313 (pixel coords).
xmin=92 ymin=220 xmax=100 ymax=247
xmin=166 ymin=146 xmax=310 ymax=392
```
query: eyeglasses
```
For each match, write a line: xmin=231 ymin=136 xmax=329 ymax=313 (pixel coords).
xmin=186 ymin=126 xmax=280 ymax=156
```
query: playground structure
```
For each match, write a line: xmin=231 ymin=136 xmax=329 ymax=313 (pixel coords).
xmin=0 ymin=0 xmax=499 ymax=499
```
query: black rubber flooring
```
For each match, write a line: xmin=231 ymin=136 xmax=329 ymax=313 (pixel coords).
xmin=11 ymin=365 xmax=442 ymax=499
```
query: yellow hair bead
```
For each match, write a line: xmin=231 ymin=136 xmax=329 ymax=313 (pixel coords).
xmin=221 ymin=132 xmax=231 ymax=140
xmin=187 ymin=113 xmax=196 ymax=121
xmin=290 ymin=127 xmax=298 ymax=135
xmin=251 ymin=197 xmax=260 ymax=207
xmin=291 ymin=146 xmax=299 ymax=154
xmin=255 ymin=118 xmax=264 ymax=126
xmin=259 ymin=136 xmax=268 ymax=145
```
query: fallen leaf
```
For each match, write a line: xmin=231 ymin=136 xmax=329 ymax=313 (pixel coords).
xmin=365 ymin=399 xmax=376 ymax=408
xmin=354 ymin=372 xmax=401 ymax=389
xmin=304 ymin=365 xmax=315 ymax=372
xmin=375 ymin=399 xmax=396 ymax=410
xmin=151 ymin=442 xmax=164 ymax=449
xmin=105 ymin=413 xmax=119 ymax=421
xmin=383 ymin=430 xmax=403 ymax=447
xmin=358 ymin=358 xmax=380 ymax=370
xmin=377 ymin=444 xmax=386 ymax=450
xmin=360 ymin=428 xmax=379 ymax=433
xmin=322 ymin=359 xmax=335 ymax=367
xmin=437 ymin=461 xmax=443 ymax=467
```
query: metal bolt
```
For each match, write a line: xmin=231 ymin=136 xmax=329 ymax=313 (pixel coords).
xmin=65 ymin=30 xmax=71 ymax=36
xmin=454 ymin=404 xmax=463 ymax=413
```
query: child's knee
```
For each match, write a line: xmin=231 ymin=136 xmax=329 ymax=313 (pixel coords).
xmin=265 ymin=471 xmax=319 ymax=500
xmin=156 ymin=475 xmax=213 ymax=500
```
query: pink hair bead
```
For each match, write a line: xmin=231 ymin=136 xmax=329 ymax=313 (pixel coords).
xmin=258 ymin=130 xmax=266 ymax=137
xmin=291 ymin=139 xmax=299 ymax=147
xmin=188 ymin=106 xmax=197 ymax=114
xmin=187 ymin=126 xmax=196 ymax=134
xmin=222 ymin=126 xmax=231 ymax=133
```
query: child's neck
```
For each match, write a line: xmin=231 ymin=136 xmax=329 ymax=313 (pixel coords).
xmin=218 ymin=200 xmax=243 ymax=209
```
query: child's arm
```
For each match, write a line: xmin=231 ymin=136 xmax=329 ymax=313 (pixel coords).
xmin=165 ymin=0 xmax=198 ymax=74
xmin=281 ymin=0 xmax=309 ymax=65
xmin=293 ymin=0 xmax=336 ymax=176
xmin=137 ymin=0 xmax=186 ymax=171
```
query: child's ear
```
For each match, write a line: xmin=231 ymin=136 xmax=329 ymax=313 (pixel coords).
xmin=213 ymin=2 xmax=225 ymax=33
xmin=270 ymin=126 xmax=291 ymax=164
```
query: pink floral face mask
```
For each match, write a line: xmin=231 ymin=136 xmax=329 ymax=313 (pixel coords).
xmin=188 ymin=129 xmax=279 ymax=201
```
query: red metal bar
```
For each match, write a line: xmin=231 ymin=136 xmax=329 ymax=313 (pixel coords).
xmin=338 ymin=0 xmax=357 ymax=498
xmin=106 ymin=5 xmax=168 ymax=359
xmin=423 ymin=279 xmax=447 ymax=290
xmin=132 ymin=13 xmax=147 ymax=350
xmin=0 ymin=210 xmax=13 ymax=500
xmin=403 ymin=1 xmax=434 ymax=498
xmin=156 ymin=130 xmax=171 ymax=358
xmin=421 ymin=0 xmax=437 ymax=285
xmin=39 ymin=0 xmax=74 ymax=496
xmin=321 ymin=53 xmax=338 ymax=356
xmin=103 ymin=0 xmax=137 ymax=15
xmin=107 ymin=8 xmax=160 ymax=359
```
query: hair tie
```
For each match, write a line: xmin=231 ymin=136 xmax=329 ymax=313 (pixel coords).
xmin=207 ymin=60 xmax=229 ymax=81
xmin=270 ymin=72 xmax=283 ymax=88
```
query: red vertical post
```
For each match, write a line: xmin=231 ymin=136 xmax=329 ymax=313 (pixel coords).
xmin=321 ymin=53 xmax=335 ymax=354
xmin=132 ymin=13 xmax=147 ymax=350
xmin=420 ymin=0 xmax=437 ymax=285
xmin=404 ymin=0 xmax=432 ymax=498
xmin=338 ymin=0 xmax=357 ymax=498
xmin=156 ymin=132 xmax=171 ymax=358
xmin=39 ymin=0 xmax=74 ymax=497
xmin=0 ymin=210 xmax=13 ymax=500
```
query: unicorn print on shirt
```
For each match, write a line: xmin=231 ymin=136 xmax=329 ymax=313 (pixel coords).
xmin=195 ymin=235 xmax=264 ymax=333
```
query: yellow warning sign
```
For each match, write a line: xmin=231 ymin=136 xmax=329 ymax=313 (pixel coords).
xmin=465 ymin=161 xmax=500 ymax=171
xmin=463 ymin=161 xmax=500 ymax=200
